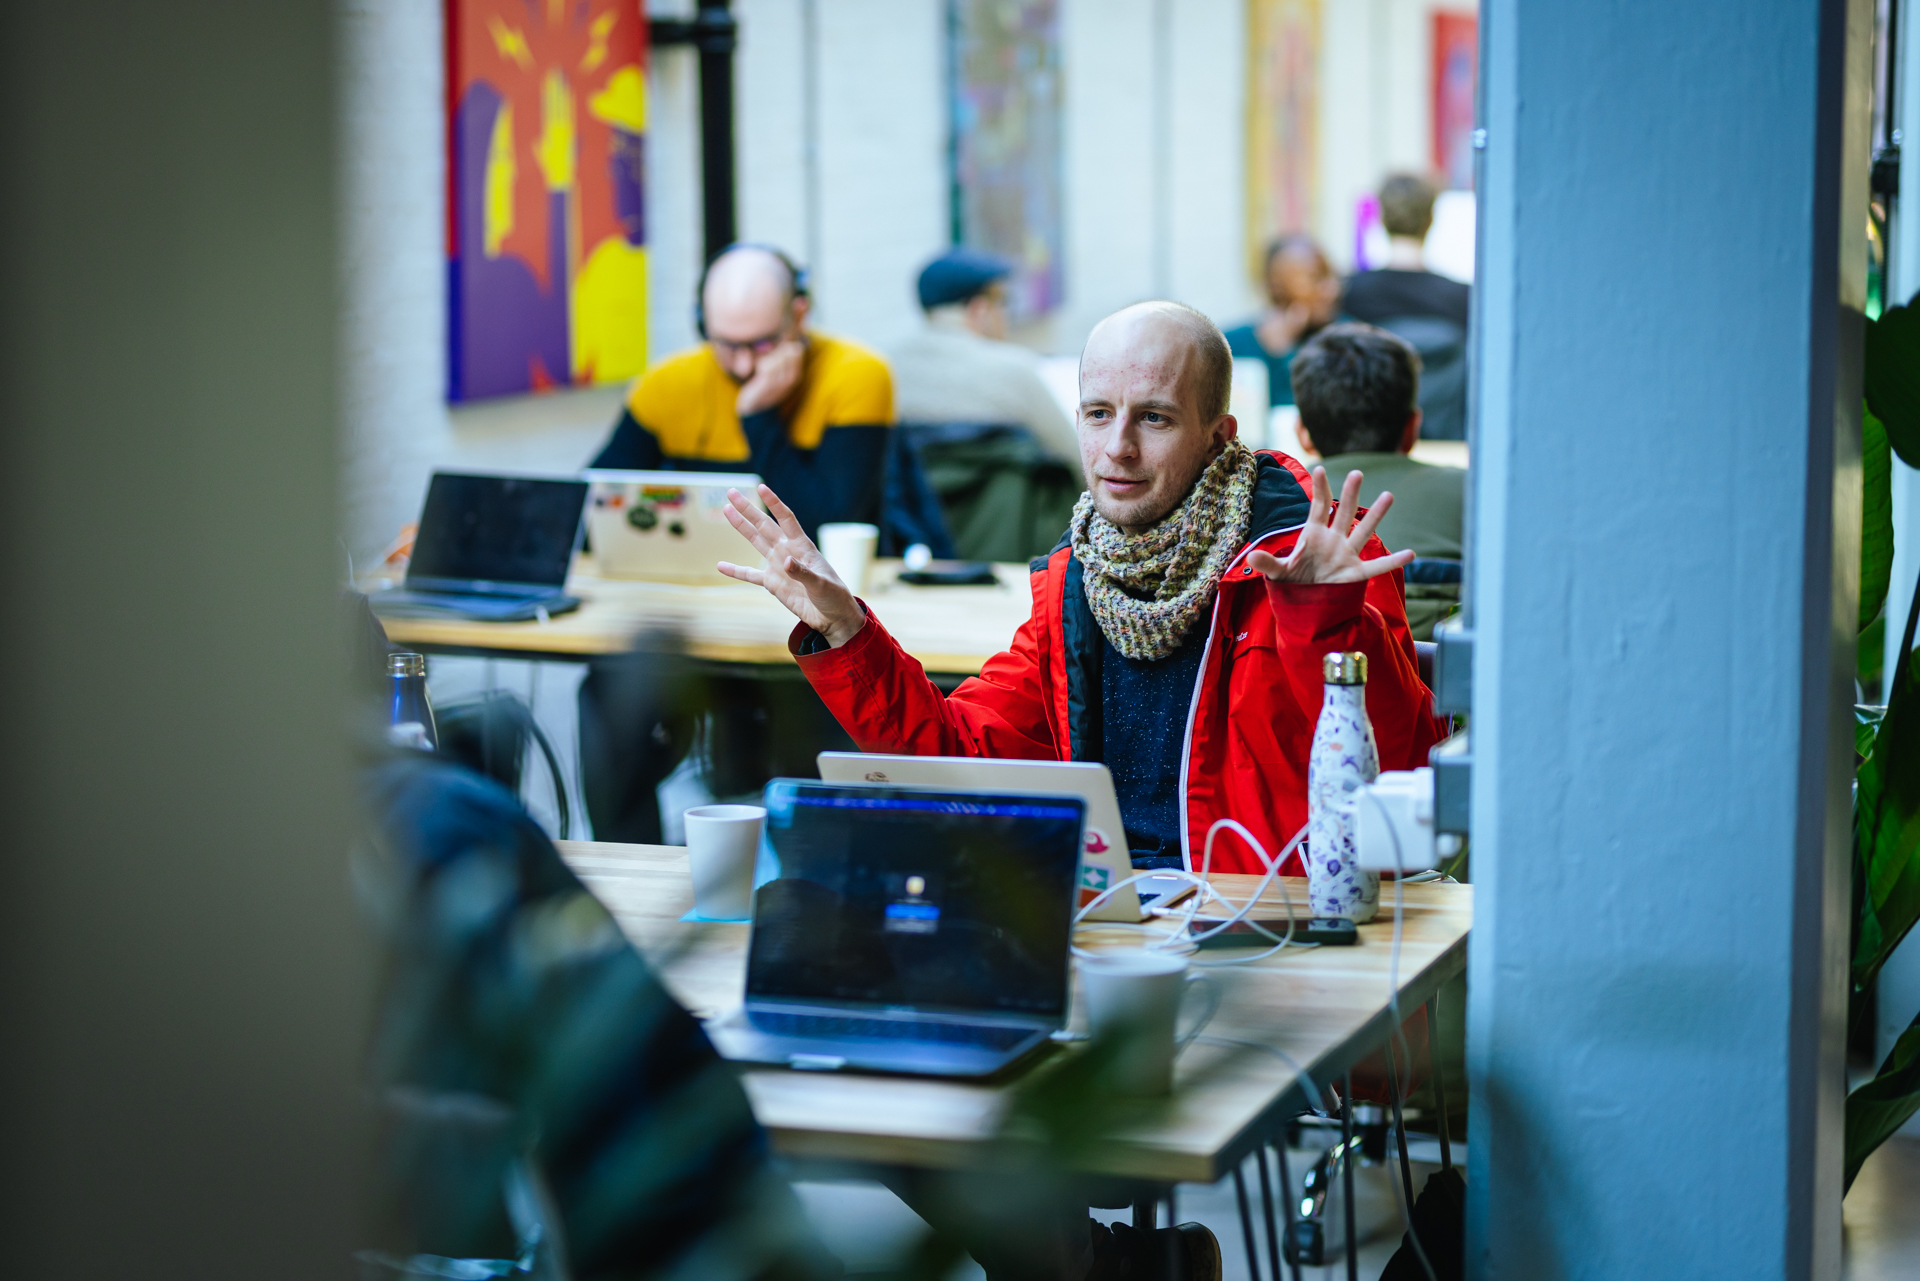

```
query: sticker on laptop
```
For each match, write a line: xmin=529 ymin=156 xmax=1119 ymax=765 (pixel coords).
xmin=1084 ymin=826 xmax=1114 ymax=856
xmin=1078 ymin=862 xmax=1111 ymax=908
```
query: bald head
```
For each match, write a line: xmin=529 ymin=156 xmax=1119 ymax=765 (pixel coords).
xmin=701 ymin=245 xmax=808 ymax=381
xmin=1075 ymin=301 xmax=1239 ymax=532
xmin=1081 ymin=302 xmax=1234 ymax=421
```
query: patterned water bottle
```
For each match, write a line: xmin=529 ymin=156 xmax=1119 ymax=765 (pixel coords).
xmin=1307 ymin=651 xmax=1379 ymax=922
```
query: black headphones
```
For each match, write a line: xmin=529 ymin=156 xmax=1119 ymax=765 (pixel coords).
xmin=694 ymin=242 xmax=811 ymax=339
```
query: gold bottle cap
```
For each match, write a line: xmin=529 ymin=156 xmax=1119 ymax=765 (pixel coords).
xmin=1323 ymin=652 xmax=1368 ymax=685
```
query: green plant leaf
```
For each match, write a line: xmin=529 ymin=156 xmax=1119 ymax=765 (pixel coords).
xmin=1858 ymin=702 xmax=1886 ymax=762
xmin=1863 ymin=406 xmax=1894 ymax=634
xmin=1853 ymin=571 xmax=1920 ymax=993
xmin=1865 ymin=306 xmax=1920 ymax=467
xmin=1845 ymin=1011 xmax=1920 ymax=1191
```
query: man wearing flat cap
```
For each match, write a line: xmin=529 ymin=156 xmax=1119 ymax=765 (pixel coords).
xmin=887 ymin=249 xmax=1076 ymax=462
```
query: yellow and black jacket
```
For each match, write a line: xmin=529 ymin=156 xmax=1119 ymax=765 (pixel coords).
xmin=590 ymin=333 xmax=894 ymax=537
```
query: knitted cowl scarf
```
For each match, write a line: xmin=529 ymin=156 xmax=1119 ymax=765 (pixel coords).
xmin=1069 ymin=439 xmax=1260 ymax=662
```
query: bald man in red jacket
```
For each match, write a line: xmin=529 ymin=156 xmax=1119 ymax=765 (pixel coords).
xmin=719 ymin=301 xmax=1443 ymax=878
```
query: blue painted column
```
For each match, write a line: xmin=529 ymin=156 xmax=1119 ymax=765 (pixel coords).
xmin=1468 ymin=2 xmax=1869 ymax=1277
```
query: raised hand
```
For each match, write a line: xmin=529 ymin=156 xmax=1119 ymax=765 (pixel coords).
xmin=717 ymin=484 xmax=868 ymax=646
xmin=1248 ymin=466 xmax=1415 ymax=585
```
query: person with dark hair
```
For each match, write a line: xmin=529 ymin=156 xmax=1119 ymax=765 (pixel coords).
xmin=1221 ymin=234 xmax=1343 ymax=407
xmin=888 ymin=249 xmax=1076 ymax=462
xmin=1341 ymin=174 xmax=1471 ymax=331
xmin=1290 ymin=322 xmax=1464 ymax=637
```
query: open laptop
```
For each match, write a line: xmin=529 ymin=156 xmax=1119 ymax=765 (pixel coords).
xmin=705 ymin=778 xmax=1084 ymax=1077
xmin=584 ymin=469 xmax=764 ymax=584
xmin=370 ymin=472 xmax=587 ymax=622
xmin=817 ymin=753 xmax=1180 ymax=923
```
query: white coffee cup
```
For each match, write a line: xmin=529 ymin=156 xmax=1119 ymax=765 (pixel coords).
xmin=817 ymin=522 xmax=879 ymax=594
xmin=683 ymin=804 xmax=765 ymax=920
xmin=1077 ymin=951 xmax=1220 ymax=1095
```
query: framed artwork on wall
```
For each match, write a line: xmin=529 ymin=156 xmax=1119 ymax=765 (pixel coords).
xmin=947 ymin=0 xmax=1064 ymax=321
xmin=446 ymin=0 xmax=648 ymax=402
xmin=1432 ymin=11 xmax=1478 ymax=191
xmin=1245 ymin=0 xmax=1321 ymax=281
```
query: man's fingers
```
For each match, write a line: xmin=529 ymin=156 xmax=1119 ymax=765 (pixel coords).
xmin=1337 ymin=470 xmax=1365 ymax=531
xmin=1247 ymin=549 xmax=1285 ymax=577
xmin=1304 ymin=466 xmax=1331 ymax=530
xmin=760 ymin=484 xmax=810 ymax=543
xmin=715 ymin=560 xmax=767 ymax=587
xmin=1355 ymin=547 xmax=1416 ymax=580
xmin=1347 ymin=490 xmax=1395 ymax=548
xmin=721 ymin=497 xmax=778 ymax=553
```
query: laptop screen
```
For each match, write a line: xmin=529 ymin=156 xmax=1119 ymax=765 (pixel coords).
xmin=747 ymin=781 xmax=1085 ymax=1018
xmin=407 ymin=473 xmax=587 ymax=589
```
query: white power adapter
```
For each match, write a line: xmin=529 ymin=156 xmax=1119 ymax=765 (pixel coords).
xmin=1355 ymin=767 xmax=1439 ymax=872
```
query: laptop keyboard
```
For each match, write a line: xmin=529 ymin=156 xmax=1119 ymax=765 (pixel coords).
xmin=751 ymin=1011 xmax=1036 ymax=1050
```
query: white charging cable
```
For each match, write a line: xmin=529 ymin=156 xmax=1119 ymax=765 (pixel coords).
xmin=1069 ymin=817 xmax=1314 ymax=966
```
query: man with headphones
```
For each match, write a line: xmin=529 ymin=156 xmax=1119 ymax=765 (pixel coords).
xmin=590 ymin=243 xmax=894 ymax=538
xmin=581 ymin=245 xmax=893 ymax=846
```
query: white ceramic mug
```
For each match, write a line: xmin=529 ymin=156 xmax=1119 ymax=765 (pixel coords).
xmin=683 ymin=804 xmax=765 ymax=920
xmin=817 ymin=522 xmax=879 ymax=594
xmin=1077 ymin=951 xmax=1220 ymax=1095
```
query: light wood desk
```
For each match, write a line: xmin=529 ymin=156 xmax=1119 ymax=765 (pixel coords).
xmin=560 ymin=841 xmax=1471 ymax=1185
xmin=370 ymin=557 xmax=1034 ymax=675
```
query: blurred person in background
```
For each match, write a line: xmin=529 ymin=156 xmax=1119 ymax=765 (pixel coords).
xmin=1340 ymin=175 xmax=1472 ymax=441
xmin=1341 ymin=173 xmax=1470 ymax=331
xmin=1290 ymin=322 xmax=1463 ymax=639
xmin=1222 ymin=234 xmax=1342 ymax=408
xmin=584 ymin=243 xmax=881 ymax=842
xmin=590 ymin=243 xmax=893 ymax=538
xmin=887 ymin=249 xmax=1077 ymax=462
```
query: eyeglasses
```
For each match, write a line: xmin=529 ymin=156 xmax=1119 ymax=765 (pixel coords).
xmin=709 ymin=332 xmax=784 ymax=357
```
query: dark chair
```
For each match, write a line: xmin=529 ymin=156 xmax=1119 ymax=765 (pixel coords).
xmin=437 ymin=691 xmax=572 ymax=840
xmin=900 ymin=421 xmax=1082 ymax=564
xmin=1377 ymin=315 xmax=1468 ymax=442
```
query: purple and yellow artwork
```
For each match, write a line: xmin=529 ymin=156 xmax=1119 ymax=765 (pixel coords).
xmin=447 ymin=0 xmax=648 ymax=402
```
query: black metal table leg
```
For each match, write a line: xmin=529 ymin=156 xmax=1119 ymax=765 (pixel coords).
xmin=1343 ymin=1072 xmax=1358 ymax=1281
xmin=1385 ymin=1037 xmax=1416 ymax=1209
xmin=1275 ymin=1140 xmax=1303 ymax=1281
xmin=1427 ymin=994 xmax=1453 ymax=1170
xmin=1232 ymin=1163 xmax=1263 ymax=1281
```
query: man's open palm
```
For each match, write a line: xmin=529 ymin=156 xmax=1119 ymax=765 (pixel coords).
xmin=1249 ymin=466 xmax=1415 ymax=584
xmin=717 ymin=485 xmax=867 ymax=646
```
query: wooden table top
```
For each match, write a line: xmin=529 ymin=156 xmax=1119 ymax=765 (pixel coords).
xmin=559 ymin=840 xmax=1472 ymax=1184
xmin=370 ymin=557 xmax=1034 ymax=674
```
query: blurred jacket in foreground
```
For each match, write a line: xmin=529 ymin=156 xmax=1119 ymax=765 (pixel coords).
xmin=355 ymin=749 xmax=836 ymax=1280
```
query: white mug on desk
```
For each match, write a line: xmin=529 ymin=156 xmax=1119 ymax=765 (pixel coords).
xmin=817 ymin=522 xmax=879 ymax=594
xmin=1077 ymin=951 xmax=1219 ymax=1095
xmin=684 ymin=804 xmax=765 ymax=921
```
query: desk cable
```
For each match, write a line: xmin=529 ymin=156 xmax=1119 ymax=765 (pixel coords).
xmin=1069 ymin=818 xmax=1315 ymax=967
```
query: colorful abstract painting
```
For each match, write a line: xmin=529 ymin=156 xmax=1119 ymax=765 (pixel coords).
xmin=1246 ymin=0 xmax=1321 ymax=280
xmin=447 ymin=0 xmax=648 ymax=402
xmin=1432 ymin=11 xmax=1478 ymax=191
xmin=949 ymin=0 xmax=1063 ymax=321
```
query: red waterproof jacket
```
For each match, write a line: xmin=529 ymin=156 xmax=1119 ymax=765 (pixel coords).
xmin=792 ymin=451 xmax=1446 ymax=874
